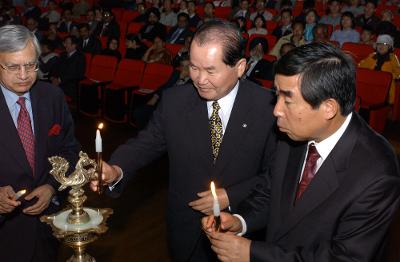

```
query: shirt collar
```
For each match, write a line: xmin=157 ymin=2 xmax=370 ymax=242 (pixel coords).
xmin=309 ymin=113 xmax=353 ymax=161
xmin=207 ymin=80 xmax=239 ymax=117
xmin=0 ymin=84 xmax=31 ymax=110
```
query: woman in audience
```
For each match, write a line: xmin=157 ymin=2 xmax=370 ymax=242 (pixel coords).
xmin=359 ymin=34 xmax=400 ymax=104
xmin=247 ymin=15 xmax=268 ymax=36
xmin=304 ymin=9 xmax=318 ymax=43
xmin=125 ymin=34 xmax=148 ymax=60
xmin=330 ymin=11 xmax=360 ymax=47
xmin=102 ymin=37 xmax=122 ymax=61
xmin=142 ymin=35 xmax=173 ymax=64
xmin=341 ymin=0 xmax=364 ymax=17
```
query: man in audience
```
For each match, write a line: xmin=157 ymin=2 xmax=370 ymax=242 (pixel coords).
xmin=166 ymin=12 xmax=193 ymax=45
xmin=79 ymin=23 xmax=102 ymax=54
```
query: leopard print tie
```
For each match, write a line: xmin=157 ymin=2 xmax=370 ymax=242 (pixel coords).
xmin=210 ymin=101 xmax=223 ymax=162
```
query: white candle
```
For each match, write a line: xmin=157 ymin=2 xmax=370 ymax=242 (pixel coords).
xmin=15 ymin=189 xmax=27 ymax=200
xmin=210 ymin=181 xmax=220 ymax=217
xmin=95 ymin=129 xmax=102 ymax=153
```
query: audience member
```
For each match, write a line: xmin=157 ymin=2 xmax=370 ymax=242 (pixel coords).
xmin=79 ymin=23 xmax=102 ymax=54
xmin=46 ymin=23 xmax=63 ymax=49
xmin=139 ymin=7 xmax=167 ymax=41
xmin=304 ymin=9 xmax=318 ymax=42
xmin=247 ymin=14 xmax=268 ymax=36
xmin=319 ymin=0 xmax=342 ymax=27
xmin=160 ymin=0 xmax=178 ymax=27
xmin=166 ymin=12 xmax=192 ymax=44
xmin=272 ymin=8 xmax=293 ymax=38
xmin=125 ymin=34 xmax=148 ymax=60
xmin=245 ymin=37 xmax=274 ymax=82
xmin=51 ymin=36 xmax=86 ymax=106
xmin=231 ymin=0 xmax=251 ymax=19
xmin=360 ymin=26 xmax=375 ymax=45
xmin=187 ymin=0 xmax=201 ymax=27
xmin=23 ymin=0 xmax=41 ymax=20
xmin=72 ymin=0 xmax=90 ymax=18
xmin=97 ymin=9 xmax=120 ymax=40
xmin=142 ymin=35 xmax=173 ymax=64
xmin=57 ymin=9 xmax=77 ymax=33
xmin=341 ymin=0 xmax=364 ymax=17
xmin=270 ymin=21 xmax=306 ymax=57
xmin=40 ymin=0 xmax=61 ymax=24
xmin=38 ymin=40 xmax=59 ymax=81
xmin=356 ymin=0 xmax=380 ymax=31
xmin=359 ymin=34 xmax=400 ymax=104
xmin=101 ymin=37 xmax=122 ymax=61
xmin=26 ymin=17 xmax=43 ymax=42
xmin=313 ymin=23 xmax=330 ymax=43
xmin=330 ymin=11 xmax=360 ymax=47
xmin=250 ymin=0 xmax=273 ymax=21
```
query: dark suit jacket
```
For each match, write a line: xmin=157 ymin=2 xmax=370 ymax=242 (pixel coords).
xmin=166 ymin=26 xmax=193 ymax=44
xmin=80 ymin=36 xmax=102 ymax=55
xmin=108 ymin=79 xmax=277 ymax=261
xmin=247 ymin=59 xmax=274 ymax=82
xmin=52 ymin=50 xmax=86 ymax=99
xmin=241 ymin=113 xmax=400 ymax=261
xmin=139 ymin=22 xmax=167 ymax=41
xmin=0 ymin=81 xmax=80 ymax=262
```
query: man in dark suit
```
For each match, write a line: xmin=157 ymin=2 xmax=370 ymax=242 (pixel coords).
xmin=51 ymin=35 xmax=86 ymax=107
xmin=139 ymin=8 xmax=167 ymax=41
xmin=79 ymin=23 xmax=102 ymax=55
xmin=202 ymin=42 xmax=400 ymax=261
xmin=0 ymin=25 xmax=80 ymax=261
xmin=166 ymin=12 xmax=193 ymax=45
xmin=91 ymin=20 xmax=276 ymax=262
xmin=245 ymin=37 xmax=274 ymax=83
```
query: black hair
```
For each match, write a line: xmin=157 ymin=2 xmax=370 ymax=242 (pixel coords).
xmin=341 ymin=11 xmax=356 ymax=29
xmin=147 ymin=7 xmax=161 ymax=20
xmin=193 ymin=19 xmax=245 ymax=66
xmin=275 ymin=42 xmax=355 ymax=115
xmin=65 ymin=35 xmax=80 ymax=46
xmin=253 ymin=14 xmax=266 ymax=28
xmin=177 ymin=12 xmax=190 ymax=21
xmin=280 ymin=8 xmax=292 ymax=16
xmin=249 ymin=37 xmax=269 ymax=53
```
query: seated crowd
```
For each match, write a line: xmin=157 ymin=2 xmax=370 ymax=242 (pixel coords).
xmin=2 ymin=0 xmax=400 ymax=124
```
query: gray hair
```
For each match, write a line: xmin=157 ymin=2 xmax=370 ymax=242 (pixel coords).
xmin=0 ymin=25 xmax=41 ymax=58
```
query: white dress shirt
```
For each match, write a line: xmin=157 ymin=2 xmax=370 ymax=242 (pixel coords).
xmin=237 ymin=113 xmax=353 ymax=235
xmin=206 ymin=81 xmax=239 ymax=134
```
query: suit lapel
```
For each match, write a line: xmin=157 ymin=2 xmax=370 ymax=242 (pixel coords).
xmin=30 ymin=83 xmax=48 ymax=179
xmin=275 ymin=114 xmax=361 ymax=240
xmin=185 ymin=88 xmax=214 ymax=167
xmin=0 ymin=88 xmax=32 ymax=175
xmin=213 ymin=81 xmax=252 ymax=177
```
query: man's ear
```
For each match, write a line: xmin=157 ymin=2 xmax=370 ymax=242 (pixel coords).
xmin=322 ymin=98 xmax=339 ymax=120
xmin=236 ymin=58 xmax=247 ymax=78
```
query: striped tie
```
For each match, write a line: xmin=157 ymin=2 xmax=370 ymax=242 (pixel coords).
xmin=17 ymin=97 xmax=35 ymax=173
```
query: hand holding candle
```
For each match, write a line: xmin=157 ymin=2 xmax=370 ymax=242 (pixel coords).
xmin=210 ymin=181 xmax=221 ymax=231
xmin=96 ymin=123 xmax=104 ymax=195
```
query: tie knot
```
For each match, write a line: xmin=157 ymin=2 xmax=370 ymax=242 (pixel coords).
xmin=212 ymin=101 xmax=220 ymax=111
xmin=17 ymin=97 xmax=26 ymax=107
xmin=307 ymin=143 xmax=320 ymax=161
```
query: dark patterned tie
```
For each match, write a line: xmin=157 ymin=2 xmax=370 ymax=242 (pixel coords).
xmin=17 ymin=97 xmax=35 ymax=173
xmin=210 ymin=101 xmax=223 ymax=162
xmin=295 ymin=143 xmax=320 ymax=202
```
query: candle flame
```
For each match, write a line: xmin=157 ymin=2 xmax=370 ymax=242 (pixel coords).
xmin=18 ymin=189 xmax=27 ymax=195
xmin=98 ymin=123 xmax=104 ymax=129
xmin=210 ymin=181 xmax=217 ymax=199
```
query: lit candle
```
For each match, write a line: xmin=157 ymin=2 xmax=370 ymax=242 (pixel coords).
xmin=15 ymin=189 xmax=27 ymax=200
xmin=210 ymin=181 xmax=221 ymax=231
xmin=96 ymin=123 xmax=104 ymax=195
xmin=95 ymin=123 xmax=103 ymax=153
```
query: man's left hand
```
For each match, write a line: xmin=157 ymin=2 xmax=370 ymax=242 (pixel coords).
xmin=209 ymin=232 xmax=251 ymax=262
xmin=188 ymin=188 xmax=229 ymax=215
xmin=23 ymin=184 xmax=55 ymax=215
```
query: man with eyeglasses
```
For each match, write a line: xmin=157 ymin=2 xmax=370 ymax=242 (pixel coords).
xmin=0 ymin=25 xmax=80 ymax=261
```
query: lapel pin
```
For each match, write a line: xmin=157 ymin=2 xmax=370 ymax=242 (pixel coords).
xmin=242 ymin=123 xmax=247 ymax=128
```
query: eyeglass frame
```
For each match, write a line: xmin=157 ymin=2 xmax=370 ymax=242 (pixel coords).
xmin=0 ymin=61 xmax=39 ymax=74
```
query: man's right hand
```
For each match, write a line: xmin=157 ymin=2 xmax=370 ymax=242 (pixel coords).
xmin=0 ymin=186 xmax=20 ymax=214
xmin=202 ymin=212 xmax=243 ymax=235
xmin=90 ymin=162 xmax=122 ymax=192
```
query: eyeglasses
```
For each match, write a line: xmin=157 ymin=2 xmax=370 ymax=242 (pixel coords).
xmin=0 ymin=62 xmax=39 ymax=73
xmin=377 ymin=42 xmax=390 ymax=46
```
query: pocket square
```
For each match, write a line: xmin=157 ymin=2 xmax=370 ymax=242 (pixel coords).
xmin=48 ymin=124 xmax=61 ymax=136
